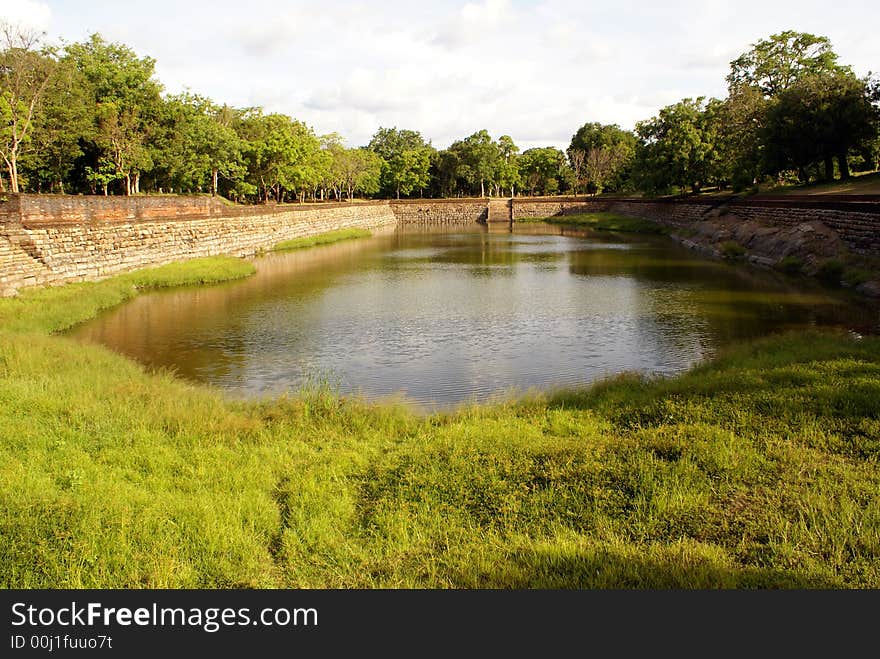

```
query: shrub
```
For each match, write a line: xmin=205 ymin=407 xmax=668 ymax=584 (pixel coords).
xmin=777 ymin=255 xmax=803 ymax=274
xmin=719 ymin=241 xmax=746 ymax=259
xmin=843 ymin=268 xmax=873 ymax=287
xmin=816 ymin=259 xmax=845 ymax=285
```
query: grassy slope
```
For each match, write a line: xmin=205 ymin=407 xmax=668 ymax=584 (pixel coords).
xmin=519 ymin=213 xmax=667 ymax=234
xmin=1 ymin=257 xmax=878 ymax=588
xmin=273 ymin=228 xmax=371 ymax=252
xmin=761 ymin=171 xmax=880 ymax=196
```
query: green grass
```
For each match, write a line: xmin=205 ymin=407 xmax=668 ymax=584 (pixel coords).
xmin=760 ymin=171 xmax=880 ymax=196
xmin=519 ymin=213 xmax=667 ymax=234
xmin=719 ymin=241 xmax=747 ymax=260
xmin=0 ymin=256 xmax=255 ymax=335
xmin=273 ymin=228 xmax=372 ymax=252
xmin=1 ymin=259 xmax=879 ymax=588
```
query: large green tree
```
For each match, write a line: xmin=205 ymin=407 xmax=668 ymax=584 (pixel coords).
xmin=334 ymin=147 xmax=382 ymax=200
xmin=727 ymin=30 xmax=849 ymax=97
xmin=367 ymin=127 xmax=433 ymax=198
xmin=494 ymin=134 xmax=520 ymax=197
xmin=763 ymin=72 xmax=879 ymax=181
xmin=0 ymin=24 xmax=56 ymax=193
xmin=518 ymin=147 xmax=568 ymax=196
xmin=634 ymin=98 xmax=719 ymax=195
xmin=64 ymin=34 xmax=163 ymax=195
xmin=712 ymin=86 xmax=768 ymax=190
xmin=238 ymin=111 xmax=321 ymax=203
xmin=157 ymin=94 xmax=243 ymax=195
xmin=19 ymin=55 xmax=92 ymax=193
xmin=447 ymin=129 xmax=500 ymax=197
xmin=567 ymin=123 xmax=636 ymax=195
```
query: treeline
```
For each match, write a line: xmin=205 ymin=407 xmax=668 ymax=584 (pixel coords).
xmin=1 ymin=27 xmax=878 ymax=201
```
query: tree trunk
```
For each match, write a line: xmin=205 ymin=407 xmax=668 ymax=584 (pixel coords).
xmin=838 ymin=152 xmax=851 ymax=180
xmin=9 ymin=159 xmax=19 ymax=193
xmin=102 ymin=183 xmax=108 ymax=196
xmin=135 ymin=172 xmax=141 ymax=194
xmin=396 ymin=185 xmax=400 ymax=200
xmin=480 ymin=178 xmax=485 ymax=198
xmin=212 ymin=169 xmax=219 ymax=196
xmin=124 ymin=173 xmax=132 ymax=196
xmin=824 ymin=155 xmax=835 ymax=181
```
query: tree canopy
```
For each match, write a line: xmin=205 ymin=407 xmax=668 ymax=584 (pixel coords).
xmin=1 ymin=27 xmax=876 ymax=200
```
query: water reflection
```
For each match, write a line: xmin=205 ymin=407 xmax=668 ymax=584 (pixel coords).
xmin=67 ymin=224 xmax=879 ymax=408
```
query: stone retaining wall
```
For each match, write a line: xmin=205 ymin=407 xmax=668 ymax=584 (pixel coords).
xmin=390 ymin=199 xmax=487 ymax=224
xmin=0 ymin=196 xmax=396 ymax=296
xmin=511 ymin=197 xmax=880 ymax=255
xmin=2 ymin=194 xmax=878 ymax=297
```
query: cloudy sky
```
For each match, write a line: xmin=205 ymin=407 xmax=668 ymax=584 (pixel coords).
xmin=2 ymin=0 xmax=878 ymax=150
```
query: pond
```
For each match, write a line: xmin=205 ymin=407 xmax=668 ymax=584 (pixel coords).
xmin=68 ymin=224 xmax=878 ymax=408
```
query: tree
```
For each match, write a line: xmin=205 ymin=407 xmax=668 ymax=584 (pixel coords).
xmin=367 ymin=127 xmax=433 ymax=198
xmin=568 ymin=148 xmax=586 ymax=196
xmin=727 ymin=30 xmax=849 ymax=97
xmin=158 ymin=94 xmax=243 ymax=196
xmin=634 ymin=98 xmax=719 ymax=195
xmin=335 ymin=147 xmax=381 ymax=200
xmin=447 ymin=129 xmax=500 ymax=197
xmin=19 ymin=57 xmax=91 ymax=192
xmin=713 ymin=86 xmax=768 ymax=190
xmin=430 ymin=149 xmax=462 ymax=198
xmin=237 ymin=111 xmax=321 ymax=203
xmin=64 ymin=34 xmax=163 ymax=195
xmin=567 ymin=122 xmax=636 ymax=194
xmin=494 ymin=134 xmax=520 ymax=197
xmin=763 ymin=72 xmax=879 ymax=181
xmin=518 ymin=147 xmax=567 ymax=196
xmin=0 ymin=24 xmax=56 ymax=192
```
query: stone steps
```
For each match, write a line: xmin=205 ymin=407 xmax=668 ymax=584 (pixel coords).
xmin=0 ymin=233 xmax=54 ymax=296
xmin=487 ymin=199 xmax=512 ymax=223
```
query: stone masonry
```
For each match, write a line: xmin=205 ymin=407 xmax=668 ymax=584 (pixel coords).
xmin=0 ymin=195 xmax=396 ymax=296
xmin=511 ymin=196 xmax=880 ymax=255
xmin=1 ymin=193 xmax=878 ymax=297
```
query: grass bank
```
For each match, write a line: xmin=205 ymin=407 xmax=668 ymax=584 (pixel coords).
xmin=520 ymin=212 xmax=667 ymax=234
xmin=272 ymin=228 xmax=371 ymax=252
xmin=0 ymin=258 xmax=878 ymax=588
xmin=0 ymin=256 xmax=255 ymax=335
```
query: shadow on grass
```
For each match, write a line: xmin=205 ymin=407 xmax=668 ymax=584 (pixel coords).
xmin=446 ymin=545 xmax=841 ymax=589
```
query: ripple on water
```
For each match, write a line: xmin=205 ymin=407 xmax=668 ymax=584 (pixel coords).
xmin=66 ymin=226 xmax=877 ymax=407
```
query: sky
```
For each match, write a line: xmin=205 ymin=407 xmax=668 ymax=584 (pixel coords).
xmin=1 ymin=0 xmax=878 ymax=151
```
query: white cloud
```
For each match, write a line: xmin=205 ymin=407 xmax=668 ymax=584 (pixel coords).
xmin=30 ymin=0 xmax=880 ymax=151
xmin=0 ymin=0 xmax=51 ymax=31
xmin=432 ymin=0 xmax=512 ymax=48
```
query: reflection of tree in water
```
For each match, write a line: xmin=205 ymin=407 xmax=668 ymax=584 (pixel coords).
xmin=566 ymin=237 xmax=878 ymax=347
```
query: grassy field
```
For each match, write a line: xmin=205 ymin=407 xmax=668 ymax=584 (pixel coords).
xmin=519 ymin=213 xmax=667 ymax=234
xmin=273 ymin=228 xmax=372 ymax=252
xmin=761 ymin=171 xmax=880 ymax=196
xmin=0 ymin=256 xmax=878 ymax=588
